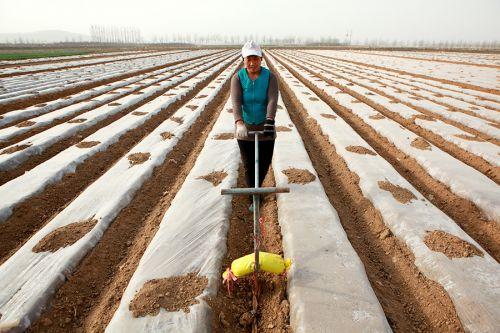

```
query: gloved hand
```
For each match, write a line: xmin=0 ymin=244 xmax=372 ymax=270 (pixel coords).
xmin=235 ymin=120 xmax=248 ymax=139
xmin=263 ymin=118 xmax=275 ymax=138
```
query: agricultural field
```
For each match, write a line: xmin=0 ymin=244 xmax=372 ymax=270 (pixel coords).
xmin=0 ymin=48 xmax=499 ymax=333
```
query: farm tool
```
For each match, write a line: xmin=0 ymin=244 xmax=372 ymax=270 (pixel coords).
xmin=221 ymin=130 xmax=291 ymax=332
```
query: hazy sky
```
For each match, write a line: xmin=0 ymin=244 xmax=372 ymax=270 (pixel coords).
xmin=1 ymin=0 xmax=499 ymax=42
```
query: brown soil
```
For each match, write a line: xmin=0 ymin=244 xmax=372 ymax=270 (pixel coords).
xmin=369 ymin=114 xmax=386 ymax=120
xmin=281 ymin=168 xmax=316 ymax=184
xmin=171 ymin=116 xmax=184 ymax=124
xmin=413 ymin=114 xmax=436 ymax=122
xmin=378 ymin=180 xmax=417 ymax=204
xmin=410 ymin=137 xmax=432 ymax=150
xmin=454 ymin=134 xmax=484 ymax=142
xmin=131 ymin=111 xmax=147 ymax=116
xmin=213 ymin=132 xmax=234 ymax=140
xmin=129 ymin=273 xmax=208 ymax=317
xmin=108 ymin=102 xmax=121 ymax=106
xmin=161 ymin=131 xmax=174 ymax=140
xmin=75 ymin=141 xmax=100 ymax=148
xmin=67 ymin=118 xmax=87 ymax=124
xmin=16 ymin=120 xmax=36 ymax=127
xmin=26 ymin=79 xmax=233 ymax=333
xmin=185 ymin=105 xmax=198 ymax=110
xmin=32 ymin=218 xmax=97 ymax=253
xmin=208 ymin=167 xmax=290 ymax=333
xmin=345 ymin=145 xmax=377 ymax=155
xmin=424 ymin=230 xmax=484 ymax=259
xmin=275 ymin=126 xmax=292 ymax=132
xmin=320 ymin=113 xmax=337 ymax=119
xmin=1 ymin=143 xmax=31 ymax=154
xmin=197 ymin=170 xmax=228 ymax=186
xmin=268 ymin=54 xmax=465 ymax=332
xmin=128 ymin=152 xmax=150 ymax=165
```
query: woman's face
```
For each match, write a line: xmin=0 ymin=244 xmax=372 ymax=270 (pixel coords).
xmin=244 ymin=55 xmax=262 ymax=74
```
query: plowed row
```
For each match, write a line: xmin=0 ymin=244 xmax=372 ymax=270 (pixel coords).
xmin=0 ymin=48 xmax=498 ymax=333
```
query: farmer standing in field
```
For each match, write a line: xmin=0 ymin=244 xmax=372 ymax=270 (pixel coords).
xmin=231 ymin=41 xmax=279 ymax=211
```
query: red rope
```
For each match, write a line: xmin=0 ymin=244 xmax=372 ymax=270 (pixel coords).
xmin=223 ymin=268 xmax=237 ymax=297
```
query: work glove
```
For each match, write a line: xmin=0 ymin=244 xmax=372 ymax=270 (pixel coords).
xmin=263 ymin=118 xmax=275 ymax=138
xmin=235 ymin=120 xmax=248 ymax=139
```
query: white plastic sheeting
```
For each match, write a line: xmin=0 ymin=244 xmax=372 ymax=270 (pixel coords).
xmin=277 ymin=51 xmax=500 ymax=167
xmin=272 ymin=96 xmax=391 ymax=332
xmin=273 ymin=52 xmax=500 ymax=223
xmin=303 ymin=50 xmax=499 ymax=91
xmin=0 ymin=50 xmax=217 ymax=129
xmin=268 ymin=52 xmax=500 ymax=332
xmin=0 ymin=51 xmax=236 ymax=171
xmin=281 ymin=50 xmax=500 ymax=139
xmin=0 ymin=54 xmax=239 ymax=223
xmin=106 ymin=98 xmax=239 ymax=333
xmin=0 ymin=58 xmax=240 ymax=332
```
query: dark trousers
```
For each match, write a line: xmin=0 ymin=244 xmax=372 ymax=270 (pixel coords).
xmin=237 ymin=139 xmax=275 ymax=189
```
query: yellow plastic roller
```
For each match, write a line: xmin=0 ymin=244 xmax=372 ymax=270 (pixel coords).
xmin=223 ymin=252 xmax=292 ymax=280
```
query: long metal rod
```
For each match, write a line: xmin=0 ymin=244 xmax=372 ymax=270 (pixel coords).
xmin=254 ymin=132 xmax=260 ymax=271
xmin=221 ymin=187 xmax=289 ymax=195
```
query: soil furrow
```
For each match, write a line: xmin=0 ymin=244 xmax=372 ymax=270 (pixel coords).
xmin=0 ymin=50 xmax=227 ymax=113
xmin=268 ymin=54 xmax=466 ymax=332
xmin=0 ymin=53 xmax=234 ymax=186
xmin=0 ymin=53 xmax=232 ymax=148
xmin=0 ymin=51 xmax=189 ymax=78
xmin=26 ymin=83 xmax=232 ymax=333
xmin=283 ymin=51 xmax=500 ymax=145
xmin=209 ymin=167 xmax=290 ymax=333
xmin=301 ymin=51 xmax=500 ymax=95
xmin=271 ymin=53 xmax=500 ymax=263
xmin=0 ymin=59 xmax=233 ymax=264
xmin=278 ymin=52 xmax=500 ymax=183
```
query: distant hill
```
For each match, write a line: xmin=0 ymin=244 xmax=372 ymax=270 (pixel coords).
xmin=0 ymin=30 xmax=91 ymax=44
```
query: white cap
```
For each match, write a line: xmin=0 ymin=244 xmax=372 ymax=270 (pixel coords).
xmin=241 ymin=40 xmax=262 ymax=58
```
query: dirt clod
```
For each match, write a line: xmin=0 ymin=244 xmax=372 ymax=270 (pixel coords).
xmin=108 ymin=102 xmax=121 ymax=106
xmin=282 ymin=168 xmax=316 ymax=184
xmin=185 ymin=105 xmax=198 ymax=110
xmin=68 ymin=118 xmax=87 ymax=124
xmin=171 ymin=116 xmax=183 ymax=124
xmin=131 ymin=111 xmax=147 ymax=116
xmin=76 ymin=141 xmax=101 ymax=148
xmin=160 ymin=132 xmax=174 ymax=140
xmin=276 ymin=126 xmax=292 ymax=132
xmin=128 ymin=152 xmax=150 ymax=166
xmin=320 ymin=113 xmax=337 ymax=119
xmin=1 ymin=144 xmax=31 ymax=154
xmin=32 ymin=218 xmax=98 ymax=253
xmin=410 ymin=137 xmax=432 ymax=150
xmin=213 ymin=132 xmax=234 ymax=140
xmin=239 ymin=311 xmax=254 ymax=327
xmin=378 ymin=180 xmax=417 ymax=204
xmin=346 ymin=145 xmax=377 ymax=155
xmin=424 ymin=230 xmax=484 ymax=259
xmin=308 ymin=97 xmax=319 ymax=101
xmin=369 ymin=114 xmax=386 ymax=120
xmin=454 ymin=134 xmax=484 ymax=142
xmin=16 ymin=120 xmax=36 ymax=127
xmin=197 ymin=170 xmax=227 ymax=186
xmin=129 ymin=272 xmax=208 ymax=317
